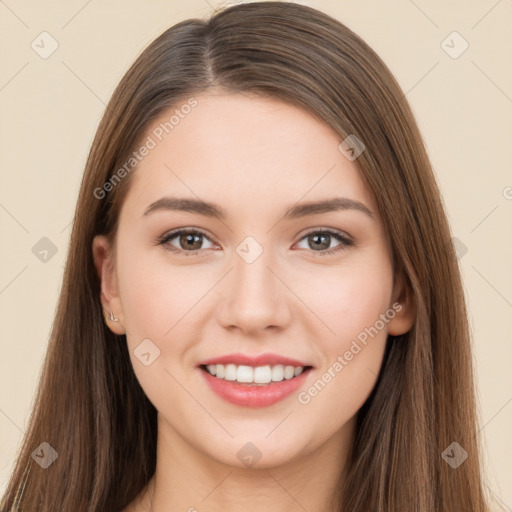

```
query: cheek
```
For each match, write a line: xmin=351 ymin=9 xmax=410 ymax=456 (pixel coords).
xmin=296 ymin=342 xmax=386 ymax=443
xmin=292 ymin=252 xmax=394 ymax=348
xmin=290 ymin=254 xmax=393 ymax=429
xmin=116 ymin=242 xmax=208 ymax=343
xmin=115 ymin=245 xmax=203 ymax=408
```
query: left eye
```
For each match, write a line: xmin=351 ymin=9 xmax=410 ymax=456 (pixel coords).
xmin=158 ymin=229 xmax=216 ymax=253
xmin=295 ymin=230 xmax=352 ymax=255
xmin=156 ymin=228 xmax=352 ymax=256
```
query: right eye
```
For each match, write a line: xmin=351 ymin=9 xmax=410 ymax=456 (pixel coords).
xmin=156 ymin=228 xmax=217 ymax=256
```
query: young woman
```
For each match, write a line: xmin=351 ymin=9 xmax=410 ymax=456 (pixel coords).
xmin=1 ymin=2 xmax=490 ymax=511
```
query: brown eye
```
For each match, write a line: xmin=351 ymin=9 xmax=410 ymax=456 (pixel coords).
xmin=295 ymin=229 xmax=353 ymax=256
xmin=307 ymin=233 xmax=331 ymax=250
xmin=178 ymin=232 xmax=204 ymax=251
xmin=157 ymin=229 xmax=216 ymax=254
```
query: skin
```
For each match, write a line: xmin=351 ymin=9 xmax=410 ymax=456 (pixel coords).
xmin=93 ymin=90 xmax=414 ymax=511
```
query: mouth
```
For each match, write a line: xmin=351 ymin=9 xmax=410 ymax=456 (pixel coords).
xmin=198 ymin=362 xmax=313 ymax=408
xmin=199 ymin=363 xmax=312 ymax=386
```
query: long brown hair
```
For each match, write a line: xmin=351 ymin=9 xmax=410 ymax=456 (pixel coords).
xmin=1 ymin=2 xmax=489 ymax=510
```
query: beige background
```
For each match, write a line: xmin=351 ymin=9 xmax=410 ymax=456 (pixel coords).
xmin=0 ymin=0 xmax=511 ymax=508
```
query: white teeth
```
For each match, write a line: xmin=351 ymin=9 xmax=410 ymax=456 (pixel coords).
xmin=271 ymin=364 xmax=284 ymax=381
xmin=236 ymin=365 xmax=253 ymax=383
xmin=204 ymin=363 xmax=307 ymax=384
xmin=283 ymin=365 xmax=295 ymax=380
xmin=215 ymin=364 xmax=225 ymax=378
xmin=225 ymin=364 xmax=237 ymax=381
xmin=253 ymin=365 xmax=272 ymax=384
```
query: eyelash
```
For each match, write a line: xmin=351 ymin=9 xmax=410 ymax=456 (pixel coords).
xmin=155 ymin=228 xmax=354 ymax=257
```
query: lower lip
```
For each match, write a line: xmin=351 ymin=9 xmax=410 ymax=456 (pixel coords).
xmin=199 ymin=367 xmax=311 ymax=408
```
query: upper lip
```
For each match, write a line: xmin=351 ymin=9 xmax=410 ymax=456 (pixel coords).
xmin=198 ymin=352 xmax=312 ymax=368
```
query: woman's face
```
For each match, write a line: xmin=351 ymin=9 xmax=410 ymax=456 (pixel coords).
xmin=93 ymin=90 xmax=413 ymax=469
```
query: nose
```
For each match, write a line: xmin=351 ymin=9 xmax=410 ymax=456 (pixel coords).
xmin=217 ymin=246 xmax=292 ymax=335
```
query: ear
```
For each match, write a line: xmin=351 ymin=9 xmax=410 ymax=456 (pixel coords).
xmin=92 ymin=235 xmax=126 ymax=335
xmin=387 ymin=272 xmax=416 ymax=336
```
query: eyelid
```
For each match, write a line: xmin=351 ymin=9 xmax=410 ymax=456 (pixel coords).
xmin=296 ymin=226 xmax=353 ymax=243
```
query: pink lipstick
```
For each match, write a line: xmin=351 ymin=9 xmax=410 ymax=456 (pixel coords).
xmin=197 ymin=352 xmax=312 ymax=408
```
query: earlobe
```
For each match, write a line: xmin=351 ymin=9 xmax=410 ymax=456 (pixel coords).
xmin=92 ymin=235 xmax=126 ymax=335
xmin=387 ymin=273 xmax=416 ymax=336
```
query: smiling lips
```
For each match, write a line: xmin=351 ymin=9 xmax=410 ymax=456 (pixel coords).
xmin=198 ymin=352 xmax=313 ymax=407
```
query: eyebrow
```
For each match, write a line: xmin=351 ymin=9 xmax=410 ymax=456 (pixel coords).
xmin=142 ymin=196 xmax=374 ymax=220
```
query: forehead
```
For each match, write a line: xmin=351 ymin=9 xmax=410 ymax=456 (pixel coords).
xmin=120 ymin=91 xmax=377 ymax=221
